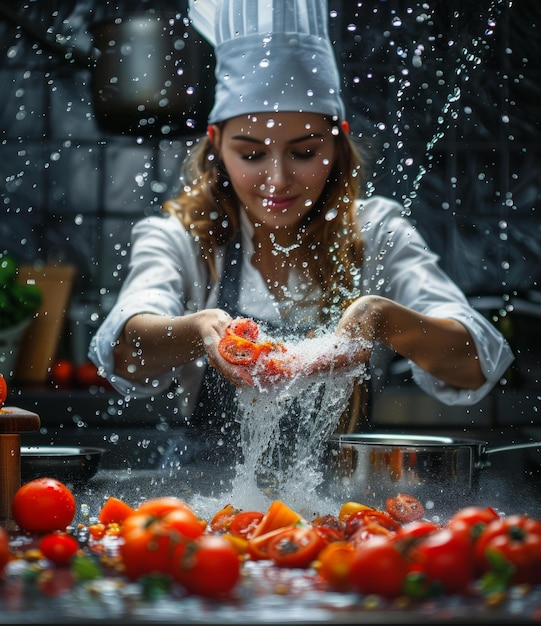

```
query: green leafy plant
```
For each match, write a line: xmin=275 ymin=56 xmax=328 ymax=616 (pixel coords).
xmin=0 ymin=255 xmax=42 ymax=330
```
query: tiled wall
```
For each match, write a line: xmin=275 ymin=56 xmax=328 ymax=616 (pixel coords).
xmin=1 ymin=0 xmax=540 ymax=373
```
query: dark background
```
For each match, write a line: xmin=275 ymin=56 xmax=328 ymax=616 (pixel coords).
xmin=1 ymin=0 xmax=540 ymax=468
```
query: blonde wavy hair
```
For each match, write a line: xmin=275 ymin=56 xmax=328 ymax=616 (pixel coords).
xmin=164 ymin=124 xmax=368 ymax=326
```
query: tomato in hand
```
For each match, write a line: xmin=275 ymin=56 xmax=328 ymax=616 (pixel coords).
xmin=386 ymin=493 xmax=425 ymax=523
xmin=0 ymin=373 xmax=7 ymax=409
xmin=474 ymin=514 xmax=541 ymax=585
xmin=39 ymin=532 xmax=79 ymax=565
xmin=12 ymin=477 xmax=76 ymax=534
xmin=169 ymin=534 xmax=241 ymax=598
xmin=265 ymin=526 xmax=326 ymax=569
xmin=218 ymin=334 xmax=262 ymax=364
xmin=225 ymin=317 xmax=260 ymax=341
xmin=349 ymin=536 xmax=410 ymax=598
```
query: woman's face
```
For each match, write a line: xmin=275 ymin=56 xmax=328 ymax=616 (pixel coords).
xmin=212 ymin=111 xmax=338 ymax=230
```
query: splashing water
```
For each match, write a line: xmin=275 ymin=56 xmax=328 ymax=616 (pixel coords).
xmin=209 ymin=333 xmax=372 ymax=517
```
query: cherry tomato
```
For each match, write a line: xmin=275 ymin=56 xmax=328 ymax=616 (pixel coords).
xmin=315 ymin=540 xmax=356 ymax=591
xmin=0 ymin=526 xmax=11 ymax=575
xmin=349 ymin=536 xmax=410 ymax=598
xmin=119 ymin=497 xmax=203 ymax=580
xmin=446 ymin=505 xmax=500 ymax=544
xmin=39 ymin=532 xmax=79 ymax=565
xmin=169 ymin=534 xmax=241 ymax=598
xmin=12 ymin=477 xmax=76 ymax=534
xmin=75 ymin=361 xmax=106 ymax=388
xmin=338 ymin=501 xmax=375 ymax=524
xmin=406 ymin=525 xmax=475 ymax=595
xmin=209 ymin=503 xmax=240 ymax=532
xmin=225 ymin=317 xmax=260 ymax=341
xmin=98 ymin=496 xmax=136 ymax=525
xmin=49 ymin=359 xmax=75 ymax=388
xmin=266 ymin=526 xmax=326 ymax=569
xmin=218 ymin=334 xmax=262 ymax=364
xmin=386 ymin=493 xmax=425 ymax=523
xmin=229 ymin=511 xmax=264 ymax=539
xmin=474 ymin=514 xmax=541 ymax=585
xmin=0 ymin=373 xmax=7 ymax=408
xmin=395 ymin=520 xmax=440 ymax=541
xmin=344 ymin=508 xmax=401 ymax=541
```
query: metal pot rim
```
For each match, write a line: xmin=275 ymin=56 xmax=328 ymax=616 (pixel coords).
xmin=329 ymin=433 xmax=487 ymax=448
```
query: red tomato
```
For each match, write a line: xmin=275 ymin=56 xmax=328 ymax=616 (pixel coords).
xmin=265 ymin=526 xmax=327 ymax=569
xmin=406 ymin=525 xmax=475 ymax=595
xmin=0 ymin=373 xmax=7 ymax=408
xmin=119 ymin=497 xmax=203 ymax=580
xmin=349 ymin=536 xmax=410 ymax=598
xmin=474 ymin=514 xmax=541 ymax=585
xmin=386 ymin=493 xmax=425 ymax=523
xmin=447 ymin=505 xmax=500 ymax=543
xmin=98 ymin=496 xmax=136 ymax=525
xmin=39 ymin=532 xmax=79 ymax=565
xmin=12 ymin=478 xmax=76 ymax=534
xmin=229 ymin=511 xmax=264 ymax=539
xmin=75 ymin=361 xmax=105 ymax=388
xmin=49 ymin=359 xmax=75 ymax=388
xmin=209 ymin=503 xmax=240 ymax=532
xmin=218 ymin=334 xmax=262 ymax=364
xmin=170 ymin=534 xmax=241 ymax=598
xmin=344 ymin=508 xmax=401 ymax=541
xmin=0 ymin=526 xmax=11 ymax=575
xmin=394 ymin=520 xmax=441 ymax=541
xmin=316 ymin=540 xmax=356 ymax=591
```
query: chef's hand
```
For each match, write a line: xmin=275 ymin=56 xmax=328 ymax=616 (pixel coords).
xmin=202 ymin=310 xmax=255 ymax=387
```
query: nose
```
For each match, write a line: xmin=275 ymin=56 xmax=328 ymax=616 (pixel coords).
xmin=264 ymin=157 xmax=289 ymax=191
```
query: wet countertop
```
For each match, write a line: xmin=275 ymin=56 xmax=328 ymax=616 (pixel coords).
xmin=2 ymin=464 xmax=541 ymax=624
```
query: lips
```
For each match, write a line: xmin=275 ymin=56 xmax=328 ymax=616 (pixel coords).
xmin=264 ymin=196 xmax=298 ymax=211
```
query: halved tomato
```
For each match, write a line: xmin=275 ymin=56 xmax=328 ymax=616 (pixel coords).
xmin=266 ymin=526 xmax=326 ymax=569
xmin=225 ymin=317 xmax=260 ymax=341
xmin=218 ymin=335 xmax=262 ymax=364
xmin=229 ymin=511 xmax=264 ymax=539
xmin=386 ymin=493 xmax=425 ymax=523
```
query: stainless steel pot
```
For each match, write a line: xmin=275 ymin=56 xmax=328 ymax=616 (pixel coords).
xmin=90 ymin=12 xmax=215 ymax=135
xmin=323 ymin=433 xmax=541 ymax=511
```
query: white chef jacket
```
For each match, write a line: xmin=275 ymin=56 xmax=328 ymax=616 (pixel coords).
xmin=88 ymin=195 xmax=514 ymax=416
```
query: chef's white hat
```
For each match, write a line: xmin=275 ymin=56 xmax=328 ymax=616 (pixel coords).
xmin=188 ymin=0 xmax=346 ymax=123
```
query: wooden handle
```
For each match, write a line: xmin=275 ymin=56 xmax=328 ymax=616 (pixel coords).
xmin=0 ymin=434 xmax=21 ymax=524
xmin=0 ymin=407 xmax=40 ymax=525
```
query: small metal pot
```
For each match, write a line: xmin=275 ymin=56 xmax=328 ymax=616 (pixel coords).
xmin=21 ymin=446 xmax=106 ymax=485
xmin=90 ymin=12 xmax=215 ymax=135
xmin=324 ymin=433 xmax=541 ymax=510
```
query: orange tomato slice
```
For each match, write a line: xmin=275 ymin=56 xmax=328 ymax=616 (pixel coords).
xmin=218 ymin=335 xmax=262 ymax=364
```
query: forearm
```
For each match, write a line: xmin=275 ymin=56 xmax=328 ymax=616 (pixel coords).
xmin=339 ymin=296 xmax=486 ymax=390
xmin=112 ymin=310 xmax=229 ymax=383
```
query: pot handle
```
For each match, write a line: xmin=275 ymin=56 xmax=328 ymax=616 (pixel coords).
xmin=486 ymin=441 xmax=541 ymax=455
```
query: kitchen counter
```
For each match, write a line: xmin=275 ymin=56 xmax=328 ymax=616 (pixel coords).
xmin=2 ymin=467 xmax=541 ymax=624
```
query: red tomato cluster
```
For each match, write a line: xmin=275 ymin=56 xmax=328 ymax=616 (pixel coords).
xmin=4 ymin=478 xmax=541 ymax=602
xmin=217 ymin=317 xmax=294 ymax=378
xmin=49 ymin=359 xmax=113 ymax=390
